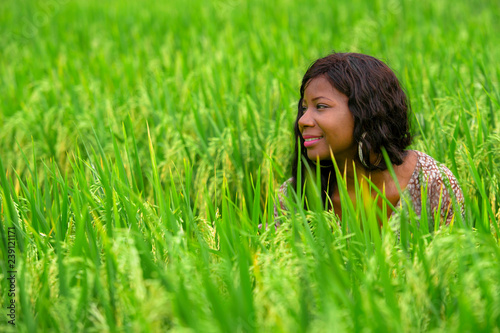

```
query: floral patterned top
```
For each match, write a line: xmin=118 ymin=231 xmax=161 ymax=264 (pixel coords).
xmin=274 ymin=150 xmax=464 ymax=228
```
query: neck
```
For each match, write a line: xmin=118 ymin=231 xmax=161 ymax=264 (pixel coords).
xmin=336 ymin=157 xmax=373 ymax=187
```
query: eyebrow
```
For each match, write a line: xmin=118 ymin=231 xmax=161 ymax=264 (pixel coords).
xmin=312 ymin=96 xmax=334 ymax=102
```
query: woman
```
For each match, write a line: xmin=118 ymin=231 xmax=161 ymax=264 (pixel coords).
xmin=274 ymin=52 xmax=464 ymax=229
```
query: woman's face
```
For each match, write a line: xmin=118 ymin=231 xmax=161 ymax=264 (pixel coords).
xmin=298 ymin=75 xmax=356 ymax=162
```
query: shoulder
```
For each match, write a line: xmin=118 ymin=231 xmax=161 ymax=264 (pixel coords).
xmin=413 ymin=151 xmax=442 ymax=177
xmin=278 ymin=177 xmax=294 ymax=197
xmin=274 ymin=177 xmax=295 ymax=221
xmin=413 ymin=151 xmax=459 ymax=188
xmin=412 ymin=150 xmax=464 ymax=223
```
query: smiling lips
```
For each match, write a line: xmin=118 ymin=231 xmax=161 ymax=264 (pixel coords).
xmin=302 ymin=135 xmax=323 ymax=147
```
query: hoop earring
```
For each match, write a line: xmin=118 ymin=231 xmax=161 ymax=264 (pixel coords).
xmin=358 ymin=133 xmax=382 ymax=168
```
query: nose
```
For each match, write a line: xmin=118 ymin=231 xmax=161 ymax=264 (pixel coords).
xmin=298 ymin=107 xmax=314 ymax=131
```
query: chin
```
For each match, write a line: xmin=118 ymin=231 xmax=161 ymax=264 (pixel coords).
xmin=307 ymin=153 xmax=328 ymax=162
xmin=306 ymin=153 xmax=317 ymax=161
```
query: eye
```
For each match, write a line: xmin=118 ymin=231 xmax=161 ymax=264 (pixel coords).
xmin=300 ymin=105 xmax=307 ymax=113
xmin=316 ymin=104 xmax=328 ymax=109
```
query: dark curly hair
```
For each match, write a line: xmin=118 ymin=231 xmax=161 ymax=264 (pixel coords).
xmin=291 ymin=52 xmax=413 ymax=208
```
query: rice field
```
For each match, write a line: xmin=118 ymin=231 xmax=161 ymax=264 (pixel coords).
xmin=1 ymin=0 xmax=500 ymax=331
